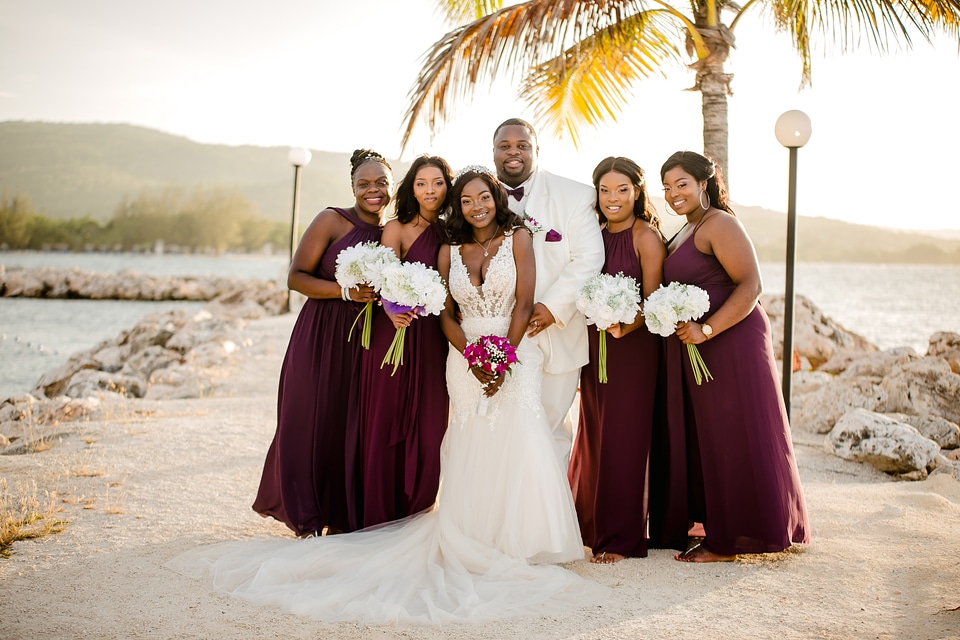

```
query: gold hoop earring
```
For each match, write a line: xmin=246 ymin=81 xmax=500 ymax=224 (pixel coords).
xmin=699 ymin=189 xmax=710 ymax=210
xmin=664 ymin=200 xmax=681 ymax=217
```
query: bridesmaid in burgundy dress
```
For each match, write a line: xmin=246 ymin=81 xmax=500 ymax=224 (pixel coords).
xmin=569 ymin=157 xmax=685 ymax=563
xmin=358 ymin=155 xmax=453 ymax=527
xmin=660 ymin=150 xmax=810 ymax=562
xmin=253 ymin=149 xmax=392 ymax=537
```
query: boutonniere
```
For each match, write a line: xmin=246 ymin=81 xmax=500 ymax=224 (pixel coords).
xmin=522 ymin=212 xmax=545 ymax=235
xmin=545 ymin=229 xmax=563 ymax=242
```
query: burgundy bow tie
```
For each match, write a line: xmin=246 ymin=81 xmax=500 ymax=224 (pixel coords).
xmin=506 ymin=186 xmax=525 ymax=201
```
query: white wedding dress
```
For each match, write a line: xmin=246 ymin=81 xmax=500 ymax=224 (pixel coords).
xmin=169 ymin=234 xmax=599 ymax=624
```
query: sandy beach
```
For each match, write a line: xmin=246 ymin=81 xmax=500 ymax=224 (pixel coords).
xmin=2 ymin=312 xmax=959 ymax=640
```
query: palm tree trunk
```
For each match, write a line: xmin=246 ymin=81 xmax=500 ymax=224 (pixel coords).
xmin=697 ymin=59 xmax=732 ymax=188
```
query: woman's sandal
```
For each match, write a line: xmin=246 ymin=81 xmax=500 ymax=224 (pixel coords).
xmin=590 ymin=551 xmax=626 ymax=564
xmin=675 ymin=542 xmax=736 ymax=563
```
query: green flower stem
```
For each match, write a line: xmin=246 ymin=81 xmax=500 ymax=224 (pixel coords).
xmin=598 ymin=329 xmax=608 ymax=384
xmin=687 ymin=343 xmax=714 ymax=385
xmin=380 ymin=326 xmax=407 ymax=376
xmin=347 ymin=301 xmax=375 ymax=350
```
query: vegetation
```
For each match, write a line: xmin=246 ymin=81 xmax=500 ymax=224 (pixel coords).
xmin=0 ymin=189 xmax=289 ymax=253
xmin=404 ymin=0 xmax=960 ymax=177
xmin=0 ymin=479 xmax=67 ymax=558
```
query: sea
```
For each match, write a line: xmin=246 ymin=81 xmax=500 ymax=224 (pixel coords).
xmin=1 ymin=251 xmax=958 ymax=400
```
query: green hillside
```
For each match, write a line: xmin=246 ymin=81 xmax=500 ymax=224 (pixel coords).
xmin=2 ymin=120 xmax=958 ymax=263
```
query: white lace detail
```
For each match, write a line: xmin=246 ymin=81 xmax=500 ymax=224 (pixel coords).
xmin=447 ymin=234 xmax=544 ymax=428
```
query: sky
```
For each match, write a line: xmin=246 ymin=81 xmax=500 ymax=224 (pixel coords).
xmin=2 ymin=0 xmax=959 ymax=232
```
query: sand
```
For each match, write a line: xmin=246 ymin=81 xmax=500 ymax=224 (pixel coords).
xmin=2 ymin=313 xmax=958 ymax=640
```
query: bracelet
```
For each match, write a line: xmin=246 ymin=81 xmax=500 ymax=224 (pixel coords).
xmin=341 ymin=286 xmax=351 ymax=301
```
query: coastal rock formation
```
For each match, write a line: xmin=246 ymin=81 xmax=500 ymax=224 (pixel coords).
xmin=0 ymin=266 xmax=286 ymax=310
xmin=927 ymin=331 xmax=960 ymax=374
xmin=825 ymin=409 xmax=941 ymax=478
xmin=0 ymin=284 xmax=284 ymax=451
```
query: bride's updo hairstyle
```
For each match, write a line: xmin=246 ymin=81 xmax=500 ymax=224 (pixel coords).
xmin=659 ymin=151 xmax=735 ymax=216
xmin=444 ymin=167 xmax=526 ymax=245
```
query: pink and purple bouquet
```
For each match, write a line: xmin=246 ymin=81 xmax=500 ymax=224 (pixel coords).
xmin=463 ymin=335 xmax=519 ymax=416
xmin=377 ymin=261 xmax=447 ymax=375
xmin=644 ymin=282 xmax=714 ymax=385
xmin=334 ymin=241 xmax=400 ymax=349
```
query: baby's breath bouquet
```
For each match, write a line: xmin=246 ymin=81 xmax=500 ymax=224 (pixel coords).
xmin=377 ymin=261 xmax=447 ymax=375
xmin=334 ymin=241 xmax=400 ymax=349
xmin=575 ymin=272 xmax=642 ymax=383
xmin=644 ymin=282 xmax=714 ymax=385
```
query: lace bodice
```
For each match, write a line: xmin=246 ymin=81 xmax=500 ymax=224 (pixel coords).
xmin=449 ymin=233 xmax=517 ymax=323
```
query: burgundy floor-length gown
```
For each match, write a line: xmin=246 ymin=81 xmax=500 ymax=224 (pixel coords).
xmin=663 ymin=220 xmax=810 ymax=555
xmin=357 ymin=222 xmax=449 ymax=528
xmin=569 ymin=221 xmax=686 ymax=557
xmin=253 ymin=207 xmax=381 ymax=537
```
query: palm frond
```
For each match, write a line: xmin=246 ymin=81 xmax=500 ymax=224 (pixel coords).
xmin=434 ymin=0 xmax=505 ymax=24
xmin=517 ymin=11 xmax=686 ymax=146
xmin=400 ymin=0 xmax=651 ymax=150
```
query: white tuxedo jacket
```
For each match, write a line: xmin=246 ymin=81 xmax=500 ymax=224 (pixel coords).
xmin=519 ymin=169 xmax=604 ymax=374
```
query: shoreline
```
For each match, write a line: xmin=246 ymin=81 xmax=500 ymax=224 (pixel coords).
xmin=1 ymin=312 xmax=958 ymax=638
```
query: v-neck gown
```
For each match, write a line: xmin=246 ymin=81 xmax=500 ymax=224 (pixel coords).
xmin=357 ymin=222 xmax=449 ymax=528
xmin=663 ymin=222 xmax=810 ymax=555
xmin=252 ymin=207 xmax=381 ymax=536
xmin=171 ymin=233 xmax=596 ymax=624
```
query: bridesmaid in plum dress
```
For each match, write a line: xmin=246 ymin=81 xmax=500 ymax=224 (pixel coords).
xmin=357 ymin=155 xmax=453 ymax=527
xmin=253 ymin=149 xmax=392 ymax=537
xmin=569 ymin=157 xmax=686 ymax=563
xmin=660 ymin=150 xmax=810 ymax=562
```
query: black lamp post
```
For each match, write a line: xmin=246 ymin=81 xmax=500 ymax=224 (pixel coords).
xmin=774 ymin=110 xmax=812 ymax=419
xmin=285 ymin=147 xmax=312 ymax=313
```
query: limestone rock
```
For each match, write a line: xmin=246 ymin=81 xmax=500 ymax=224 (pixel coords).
xmin=826 ymin=408 xmax=941 ymax=478
xmin=883 ymin=413 xmax=960 ymax=450
xmin=792 ymin=377 xmax=886 ymax=434
xmin=927 ymin=331 xmax=960 ymax=374
xmin=63 ymin=370 xmax=147 ymax=399
xmin=877 ymin=356 xmax=960 ymax=424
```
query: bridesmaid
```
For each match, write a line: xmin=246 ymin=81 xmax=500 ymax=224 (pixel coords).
xmin=253 ymin=149 xmax=392 ymax=537
xmin=569 ymin=157 xmax=681 ymax=563
xmin=660 ymin=150 xmax=810 ymax=562
xmin=357 ymin=155 xmax=454 ymax=528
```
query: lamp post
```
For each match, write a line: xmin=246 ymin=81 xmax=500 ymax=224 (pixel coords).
xmin=286 ymin=147 xmax=312 ymax=313
xmin=774 ymin=110 xmax=812 ymax=419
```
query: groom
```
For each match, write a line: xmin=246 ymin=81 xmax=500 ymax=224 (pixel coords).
xmin=492 ymin=118 xmax=604 ymax=470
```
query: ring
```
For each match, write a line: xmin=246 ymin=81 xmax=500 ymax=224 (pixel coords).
xmin=533 ymin=321 xmax=539 ymax=327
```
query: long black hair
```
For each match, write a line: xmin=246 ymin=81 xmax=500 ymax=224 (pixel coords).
xmin=392 ymin=155 xmax=454 ymax=224
xmin=592 ymin=156 xmax=661 ymax=230
xmin=443 ymin=169 xmax=526 ymax=245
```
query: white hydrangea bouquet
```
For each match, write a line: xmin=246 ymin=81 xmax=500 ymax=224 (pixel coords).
xmin=644 ymin=282 xmax=714 ymax=385
xmin=576 ymin=272 xmax=642 ymax=383
xmin=378 ymin=261 xmax=448 ymax=375
xmin=334 ymin=241 xmax=400 ymax=349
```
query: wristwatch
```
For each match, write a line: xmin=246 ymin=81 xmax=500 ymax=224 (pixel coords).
xmin=702 ymin=323 xmax=714 ymax=339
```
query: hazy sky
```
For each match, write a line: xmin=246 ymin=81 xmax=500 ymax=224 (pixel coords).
xmin=2 ymin=0 xmax=959 ymax=231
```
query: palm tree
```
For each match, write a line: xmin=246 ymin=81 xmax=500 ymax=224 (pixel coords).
xmin=401 ymin=0 xmax=960 ymax=180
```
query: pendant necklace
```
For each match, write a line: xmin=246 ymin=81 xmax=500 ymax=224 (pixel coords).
xmin=473 ymin=224 xmax=501 ymax=257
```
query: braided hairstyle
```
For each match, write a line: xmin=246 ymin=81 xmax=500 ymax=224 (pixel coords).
xmin=444 ymin=169 xmax=526 ymax=245
xmin=591 ymin=156 xmax=661 ymax=231
xmin=393 ymin=155 xmax=454 ymax=224
xmin=349 ymin=148 xmax=392 ymax=183
xmin=659 ymin=151 xmax=734 ymax=216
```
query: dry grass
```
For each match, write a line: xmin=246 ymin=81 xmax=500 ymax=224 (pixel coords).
xmin=0 ymin=479 xmax=67 ymax=558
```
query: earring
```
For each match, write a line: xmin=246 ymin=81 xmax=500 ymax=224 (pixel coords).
xmin=664 ymin=200 xmax=680 ymax=217
xmin=699 ymin=189 xmax=710 ymax=210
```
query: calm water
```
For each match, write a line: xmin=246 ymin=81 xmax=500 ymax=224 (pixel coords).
xmin=1 ymin=252 xmax=958 ymax=400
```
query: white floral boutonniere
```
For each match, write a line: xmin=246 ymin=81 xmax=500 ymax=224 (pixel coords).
xmin=522 ymin=212 xmax=545 ymax=235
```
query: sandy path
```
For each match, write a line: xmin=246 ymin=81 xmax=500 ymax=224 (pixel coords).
xmin=2 ymin=314 xmax=958 ymax=639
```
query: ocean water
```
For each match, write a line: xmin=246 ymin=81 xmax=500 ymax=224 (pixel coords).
xmin=1 ymin=252 xmax=958 ymax=400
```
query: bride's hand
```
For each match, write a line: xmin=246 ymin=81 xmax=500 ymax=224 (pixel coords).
xmin=471 ymin=366 xmax=497 ymax=386
xmin=482 ymin=374 xmax=504 ymax=397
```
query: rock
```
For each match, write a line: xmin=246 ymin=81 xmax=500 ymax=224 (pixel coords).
xmin=825 ymin=408 xmax=941 ymax=478
xmin=63 ymin=370 xmax=147 ymax=399
xmin=927 ymin=331 xmax=960 ymax=375
xmin=34 ymin=353 xmax=102 ymax=398
xmin=792 ymin=377 xmax=886 ymax=433
xmin=146 ymin=364 xmax=208 ymax=399
xmin=120 ymin=345 xmax=182 ymax=379
xmin=817 ymin=349 xmax=915 ymax=379
xmin=947 ymin=449 xmax=960 ymax=462
xmin=762 ymin=294 xmax=877 ymax=369
xmin=929 ymin=458 xmax=960 ymax=481
xmin=883 ymin=413 xmax=960 ymax=450
xmin=878 ymin=356 xmax=960 ymax=424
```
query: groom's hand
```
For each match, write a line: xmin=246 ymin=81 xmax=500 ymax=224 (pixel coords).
xmin=526 ymin=303 xmax=555 ymax=337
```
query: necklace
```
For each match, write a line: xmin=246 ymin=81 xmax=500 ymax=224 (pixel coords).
xmin=472 ymin=224 xmax=501 ymax=257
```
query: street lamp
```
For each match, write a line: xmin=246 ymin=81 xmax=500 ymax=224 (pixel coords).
xmin=774 ymin=110 xmax=812 ymax=419
xmin=286 ymin=147 xmax=312 ymax=313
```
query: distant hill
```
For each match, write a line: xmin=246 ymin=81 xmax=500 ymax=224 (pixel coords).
xmin=2 ymin=121 xmax=959 ymax=263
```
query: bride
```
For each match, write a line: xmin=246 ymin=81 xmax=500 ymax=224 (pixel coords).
xmin=169 ymin=167 xmax=598 ymax=624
